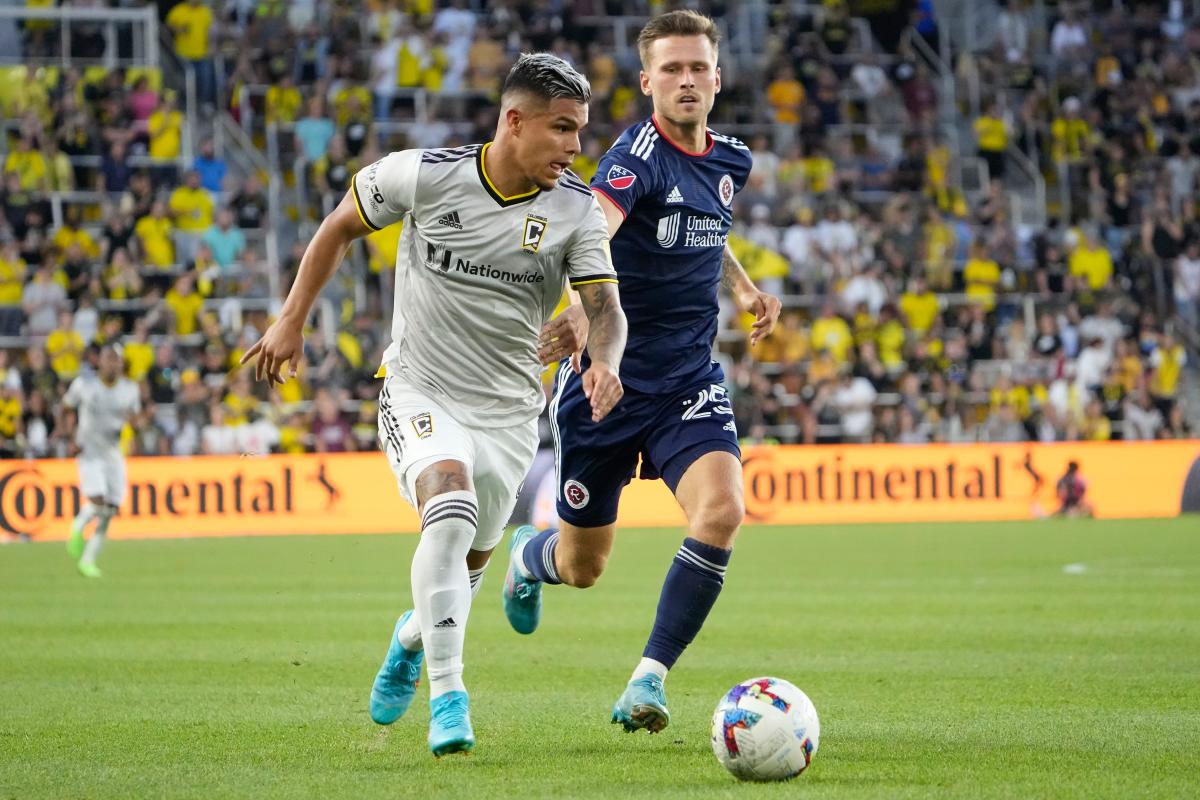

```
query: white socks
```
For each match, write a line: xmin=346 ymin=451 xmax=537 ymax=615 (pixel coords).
xmin=631 ymin=657 xmax=669 ymax=683
xmin=80 ymin=507 xmax=113 ymax=565
xmin=397 ymin=562 xmax=488 ymax=651
xmin=410 ymin=490 xmax=478 ymax=699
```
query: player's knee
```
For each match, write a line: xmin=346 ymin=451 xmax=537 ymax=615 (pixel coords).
xmin=558 ymin=551 xmax=608 ymax=588
xmin=689 ymin=493 xmax=744 ymax=546
xmin=414 ymin=460 xmax=472 ymax=509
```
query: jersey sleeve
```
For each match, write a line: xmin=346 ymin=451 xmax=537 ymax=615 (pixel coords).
xmin=351 ymin=149 xmax=421 ymax=230
xmin=565 ymin=197 xmax=619 ymax=289
xmin=63 ymin=377 xmax=84 ymax=409
xmin=589 ymin=139 xmax=655 ymax=219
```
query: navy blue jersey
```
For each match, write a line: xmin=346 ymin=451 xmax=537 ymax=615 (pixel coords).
xmin=590 ymin=116 xmax=752 ymax=393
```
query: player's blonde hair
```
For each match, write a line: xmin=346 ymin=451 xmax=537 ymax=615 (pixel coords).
xmin=636 ymin=10 xmax=721 ymax=68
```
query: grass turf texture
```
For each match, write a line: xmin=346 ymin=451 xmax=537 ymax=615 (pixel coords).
xmin=2 ymin=519 xmax=1198 ymax=799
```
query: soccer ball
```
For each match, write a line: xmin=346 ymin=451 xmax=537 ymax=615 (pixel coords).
xmin=710 ymin=677 xmax=820 ymax=781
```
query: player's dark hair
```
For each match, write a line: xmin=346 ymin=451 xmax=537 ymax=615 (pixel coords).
xmin=637 ymin=10 xmax=720 ymax=68
xmin=501 ymin=53 xmax=591 ymax=105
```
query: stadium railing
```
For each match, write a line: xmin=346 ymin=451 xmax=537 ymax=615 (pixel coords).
xmin=0 ymin=5 xmax=160 ymax=68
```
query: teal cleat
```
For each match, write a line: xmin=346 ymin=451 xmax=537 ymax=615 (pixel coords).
xmin=369 ymin=611 xmax=424 ymax=725
xmin=611 ymin=674 xmax=671 ymax=733
xmin=502 ymin=525 xmax=542 ymax=635
xmin=428 ymin=691 xmax=475 ymax=757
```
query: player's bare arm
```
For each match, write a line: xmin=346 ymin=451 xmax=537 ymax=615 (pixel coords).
xmin=721 ymin=244 xmax=781 ymax=345
xmin=537 ymin=191 xmax=626 ymax=367
xmin=240 ymin=190 xmax=371 ymax=385
xmin=575 ymin=280 xmax=627 ymax=422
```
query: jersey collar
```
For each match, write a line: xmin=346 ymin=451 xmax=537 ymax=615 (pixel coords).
xmin=651 ymin=114 xmax=714 ymax=157
xmin=476 ymin=142 xmax=541 ymax=207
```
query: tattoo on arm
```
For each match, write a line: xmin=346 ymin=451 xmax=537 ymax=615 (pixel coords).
xmin=721 ymin=246 xmax=739 ymax=293
xmin=576 ymin=282 xmax=627 ymax=369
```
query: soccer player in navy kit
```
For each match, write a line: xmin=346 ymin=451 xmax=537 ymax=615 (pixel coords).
xmin=502 ymin=10 xmax=781 ymax=733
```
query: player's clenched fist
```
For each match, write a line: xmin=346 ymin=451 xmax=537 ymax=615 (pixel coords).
xmin=581 ymin=361 xmax=622 ymax=422
xmin=240 ymin=320 xmax=304 ymax=386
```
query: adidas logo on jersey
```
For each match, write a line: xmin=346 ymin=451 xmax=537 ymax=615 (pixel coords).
xmin=666 ymin=185 xmax=684 ymax=204
xmin=434 ymin=617 xmax=457 ymax=629
xmin=437 ymin=211 xmax=464 ymax=229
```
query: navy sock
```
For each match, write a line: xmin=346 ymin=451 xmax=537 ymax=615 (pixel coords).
xmin=519 ymin=527 xmax=562 ymax=585
xmin=643 ymin=537 xmax=731 ymax=669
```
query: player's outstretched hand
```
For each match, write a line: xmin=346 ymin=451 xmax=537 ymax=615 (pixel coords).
xmin=240 ymin=320 xmax=304 ymax=386
xmin=538 ymin=303 xmax=589 ymax=373
xmin=582 ymin=361 xmax=622 ymax=422
xmin=739 ymin=288 xmax=782 ymax=346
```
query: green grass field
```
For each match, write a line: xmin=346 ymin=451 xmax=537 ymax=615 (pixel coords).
xmin=2 ymin=519 xmax=1199 ymax=799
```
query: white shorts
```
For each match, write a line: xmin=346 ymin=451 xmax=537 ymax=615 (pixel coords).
xmin=78 ymin=450 xmax=126 ymax=507
xmin=377 ymin=375 xmax=539 ymax=552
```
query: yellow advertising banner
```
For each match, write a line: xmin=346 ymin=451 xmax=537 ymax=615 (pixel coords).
xmin=3 ymin=442 xmax=1197 ymax=541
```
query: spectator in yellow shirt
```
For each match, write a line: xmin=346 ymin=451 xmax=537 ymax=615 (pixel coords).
xmin=1051 ymin=96 xmax=1091 ymax=162
xmin=899 ymin=276 xmax=940 ymax=334
xmin=974 ymin=100 xmax=1008 ymax=179
xmin=135 ymin=201 xmax=176 ymax=267
xmin=766 ymin=66 xmax=805 ymax=125
xmin=169 ymin=170 xmax=214 ymax=263
xmin=266 ymin=75 xmax=303 ymax=125
xmin=124 ymin=318 xmax=155 ymax=381
xmin=4 ymin=136 xmax=48 ymax=191
xmin=0 ymin=241 xmax=27 ymax=335
xmin=164 ymin=273 xmax=205 ymax=336
xmin=963 ymin=242 xmax=1002 ymax=311
xmin=46 ymin=310 xmax=85 ymax=380
xmin=801 ymin=145 xmax=836 ymax=194
xmin=148 ymin=91 xmax=183 ymax=160
xmin=1068 ymin=227 xmax=1112 ymax=292
xmin=166 ymin=0 xmax=216 ymax=105
xmin=52 ymin=206 xmax=100 ymax=259
xmin=1149 ymin=332 xmax=1187 ymax=408
xmin=810 ymin=302 xmax=853 ymax=362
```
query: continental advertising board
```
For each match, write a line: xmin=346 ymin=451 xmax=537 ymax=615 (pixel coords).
xmin=2 ymin=442 xmax=1198 ymax=540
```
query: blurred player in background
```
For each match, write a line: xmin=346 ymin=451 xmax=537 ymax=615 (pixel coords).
xmin=241 ymin=54 xmax=626 ymax=756
xmin=1055 ymin=461 xmax=1094 ymax=518
xmin=503 ymin=11 xmax=781 ymax=733
xmin=64 ymin=344 xmax=141 ymax=578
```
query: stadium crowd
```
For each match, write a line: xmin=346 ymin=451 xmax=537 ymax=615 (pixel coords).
xmin=0 ymin=0 xmax=1195 ymax=461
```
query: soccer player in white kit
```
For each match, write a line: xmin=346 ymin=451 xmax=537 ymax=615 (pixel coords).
xmin=64 ymin=343 xmax=141 ymax=578
xmin=241 ymin=54 xmax=627 ymax=757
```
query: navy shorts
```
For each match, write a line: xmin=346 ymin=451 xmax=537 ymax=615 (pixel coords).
xmin=549 ymin=361 xmax=741 ymax=527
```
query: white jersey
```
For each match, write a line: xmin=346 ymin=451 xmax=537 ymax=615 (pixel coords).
xmin=64 ymin=374 xmax=140 ymax=456
xmin=352 ymin=143 xmax=616 ymax=426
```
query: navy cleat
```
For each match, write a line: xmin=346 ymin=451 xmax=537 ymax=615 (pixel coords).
xmin=502 ymin=525 xmax=542 ymax=634
xmin=611 ymin=674 xmax=671 ymax=733
xmin=369 ymin=611 xmax=423 ymax=725
xmin=428 ymin=691 xmax=475 ymax=756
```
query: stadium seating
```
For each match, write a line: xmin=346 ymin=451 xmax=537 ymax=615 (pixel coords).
xmin=0 ymin=0 xmax=1195 ymax=461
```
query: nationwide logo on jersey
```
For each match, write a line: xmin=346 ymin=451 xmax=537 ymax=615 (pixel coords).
xmin=437 ymin=210 xmax=464 ymax=229
xmin=606 ymin=165 xmax=638 ymax=190
xmin=522 ymin=214 xmax=548 ymax=253
xmin=666 ymin=185 xmax=684 ymax=204
xmin=563 ymin=479 xmax=590 ymax=509
xmin=410 ymin=412 xmax=434 ymax=439
xmin=657 ymin=211 xmax=681 ymax=248
xmin=718 ymin=174 xmax=734 ymax=207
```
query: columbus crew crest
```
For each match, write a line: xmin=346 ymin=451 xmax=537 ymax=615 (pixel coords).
xmin=522 ymin=215 xmax=548 ymax=252
xmin=410 ymin=412 xmax=434 ymax=439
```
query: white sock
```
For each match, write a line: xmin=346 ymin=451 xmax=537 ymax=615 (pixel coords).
xmin=81 ymin=509 xmax=113 ymax=565
xmin=398 ymin=561 xmax=488 ymax=651
xmin=513 ymin=538 xmax=534 ymax=580
xmin=72 ymin=504 xmax=96 ymax=534
xmin=411 ymin=490 xmax=478 ymax=699
xmin=631 ymin=657 xmax=669 ymax=683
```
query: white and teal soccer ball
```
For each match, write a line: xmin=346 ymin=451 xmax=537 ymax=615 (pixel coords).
xmin=710 ymin=677 xmax=820 ymax=781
